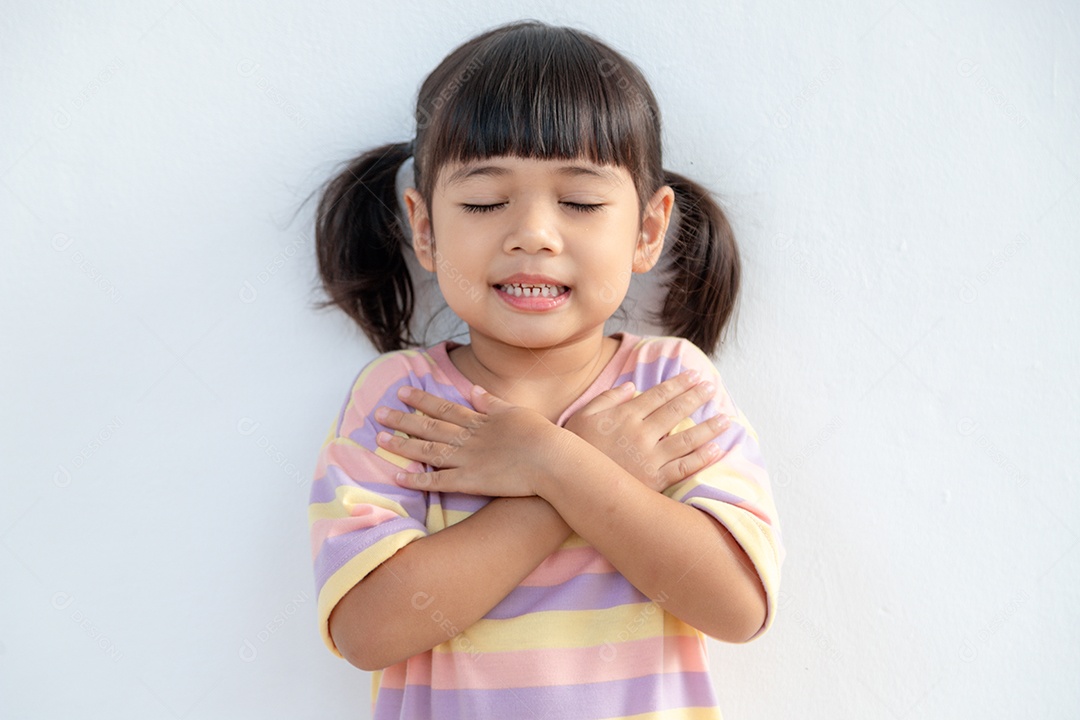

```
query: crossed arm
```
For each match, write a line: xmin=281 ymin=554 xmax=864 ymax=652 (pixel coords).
xmin=328 ymin=373 xmax=767 ymax=671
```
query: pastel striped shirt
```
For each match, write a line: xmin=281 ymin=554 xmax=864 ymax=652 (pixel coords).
xmin=309 ymin=332 xmax=784 ymax=719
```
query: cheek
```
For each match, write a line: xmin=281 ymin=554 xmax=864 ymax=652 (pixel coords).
xmin=425 ymin=237 xmax=487 ymax=300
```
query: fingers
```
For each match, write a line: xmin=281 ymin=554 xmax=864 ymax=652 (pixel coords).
xmin=572 ymin=381 xmax=637 ymax=415
xmin=658 ymin=413 xmax=730 ymax=458
xmin=393 ymin=468 xmax=465 ymax=492
xmin=375 ymin=386 xmax=481 ymax=441
xmin=398 ymin=385 xmax=481 ymax=425
xmin=651 ymin=414 xmax=731 ymax=490
xmin=653 ymin=440 xmax=724 ymax=491
xmin=375 ymin=429 xmax=464 ymax=469
xmin=393 ymin=468 xmax=445 ymax=491
xmin=624 ymin=370 xmax=706 ymax=414
xmin=637 ymin=370 xmax=717 ymax=435
xmin=392 ymin=467 xmax=533 ymax=497
xmin=469 ymin=384 xmax=518 ymax=414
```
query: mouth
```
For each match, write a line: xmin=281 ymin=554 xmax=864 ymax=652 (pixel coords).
xmin=494 ymin=282 xmax=570 ymax=298
xmin=492 ymin=276 xmax=573 ymax=311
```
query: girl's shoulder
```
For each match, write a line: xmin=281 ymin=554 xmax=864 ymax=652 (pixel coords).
xmin=328 ymin=344 xmax=453 ymax=440
xmin=625 ymin=333 xmax=714 ymax=371
xmin=348 ymin=344 xmax=447 ymax=393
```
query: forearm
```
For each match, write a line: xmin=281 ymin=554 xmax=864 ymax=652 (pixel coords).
xmin=538 ymin=428 xmax=767 ymax=643
xmin=329 ymin=495 xmax=572 ymax=670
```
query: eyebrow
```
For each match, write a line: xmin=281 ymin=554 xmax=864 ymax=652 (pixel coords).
xmin=443 ymin=163 xmax=621 ymax=187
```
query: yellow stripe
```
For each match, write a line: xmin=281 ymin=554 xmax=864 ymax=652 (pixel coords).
xmin=317 ymin=530 xmax=427 ymax=657
xmin=309 ymin=481 xmax=410 ymax=522
xmin=373 ymin=441 xmax=413 ymax=469
xmin=667 ymin=465 xmax=778 ymax=515
xmin=433 ymin=605 xmax=699 ymax=654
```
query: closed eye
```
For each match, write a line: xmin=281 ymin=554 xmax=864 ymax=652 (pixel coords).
xmin=564 ymin=202 xmax=603 ymax=213
xmin=461 ymin=203 xmax=505 ymax=214
xmin=460 ymin=202 xmax=604 ymax=214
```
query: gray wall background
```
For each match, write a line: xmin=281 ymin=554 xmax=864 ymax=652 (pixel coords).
xmin=2 ymin=1 xmax=1078 ymax=717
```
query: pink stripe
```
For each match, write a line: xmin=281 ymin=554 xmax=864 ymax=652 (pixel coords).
xmin=518 ymin=546 xmax=617 ymax=587
xmin=376 ymin=635 xmax=708 ymax=691
xmin=732 ymin=499 xmax=773 ymax=524
xmin=380 ymin=652 xmax=429 ymax=688
xmin=340 ymin=353 xmax=433 ymax=435
xmin=626 ymin=335 xmax=681 ymax=365
xmin=310 ymin=507 xmax=400 ymax=560
xmin=316 ymin=440 xmax=400 ymax=487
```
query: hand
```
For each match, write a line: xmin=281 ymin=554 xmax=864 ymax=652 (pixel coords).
xmin=374 ymin=385 xmax=559 ymax=496
xmin=563 ymin=369 xmax=730 ymax=492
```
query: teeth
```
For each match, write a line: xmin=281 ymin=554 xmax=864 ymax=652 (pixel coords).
xmin=499 ymin=283 xmax=567 ymax=298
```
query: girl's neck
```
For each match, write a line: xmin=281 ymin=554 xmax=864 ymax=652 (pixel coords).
xmin=447 ymin=330 xmax=621 ymax=422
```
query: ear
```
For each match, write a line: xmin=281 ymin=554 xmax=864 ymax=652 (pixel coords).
xmin=403 ymin=187 xmax=435 ymax=272
xmin=632 ymin=185 xmax=674 ymax=273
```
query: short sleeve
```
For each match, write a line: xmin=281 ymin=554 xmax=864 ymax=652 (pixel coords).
xmin=307 ymin=351 xmax=432 ymax=658
xmin=649 ymin=338 xmax=785 ymax=642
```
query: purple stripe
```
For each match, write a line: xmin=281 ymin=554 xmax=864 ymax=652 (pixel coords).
xmin=682 ymin=484 xmax=775 ymax=527
xmin=707 ymin=423 xmax=746 ymax=458
xmin=313 ymin=515 xmax=425 ymax=592
xmin=348 ymin=376 xmax=470 ymax=452
xmin=681 ymin=483 xmax=748 ymax=509
xmin=483 ymin=572 xmax=647 ymax=620
xmin=714 ymin=421 xmax=765 ymax=469
xmin=732 ymin=428 xmax=766 ymax=469
xmin=374 ymin=672 xmax=718 ymax=720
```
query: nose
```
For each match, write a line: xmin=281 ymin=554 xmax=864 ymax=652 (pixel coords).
xmin=502 ymin=199 xmax=564 ymax=255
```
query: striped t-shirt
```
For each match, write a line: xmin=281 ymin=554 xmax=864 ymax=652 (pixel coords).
xmin=309 ymin=332 xmax=784 ymax=719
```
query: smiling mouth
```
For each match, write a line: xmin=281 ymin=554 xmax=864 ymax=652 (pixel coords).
xmin=495 ymin=283 xmax=570 ymax=298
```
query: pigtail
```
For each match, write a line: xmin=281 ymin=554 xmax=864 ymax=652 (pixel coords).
xmin=313 ymin=141 xmax=416 ymax=353
xmin=658 ymin=170 xmax=742 ymax=357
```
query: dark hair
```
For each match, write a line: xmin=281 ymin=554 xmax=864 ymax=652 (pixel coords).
xmin=311 ymin=19 xmax=740 ymax=355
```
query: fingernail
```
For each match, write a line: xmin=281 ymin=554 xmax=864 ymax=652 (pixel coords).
xmin=699 ymin=381 xmax=715 ymax=395
xmin=375 ymin=407 xmax=389 ymax=421
xmin=377 ymin=431 xmax=392 ymax=444
xmin=619 ymin=381 xmax=635 ymax=391
xmin=398 ymin=386 xmax=413 ymax=399
xmin=685 ymin=369 xmax=700 ymax=383
xmin=474 ymin=385 xmax=487 ymax=395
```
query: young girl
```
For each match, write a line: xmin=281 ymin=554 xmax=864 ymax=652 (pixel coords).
xmin=308 ymin=20 xmax=783 ymax=719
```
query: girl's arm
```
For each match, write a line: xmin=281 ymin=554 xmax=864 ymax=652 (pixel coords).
xmin=332 ymin=374 xmax=725 ymax=670
xmin=329 ymin=495 xmax=570 ymax=671
xmin=387 ymin=383 xmax=771 ymax=645
xmin=534 ymin=429 xmax=768 ymax=643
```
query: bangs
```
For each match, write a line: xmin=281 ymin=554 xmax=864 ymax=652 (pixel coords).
xmin=414 ymin=22 xmax=660 ymax=199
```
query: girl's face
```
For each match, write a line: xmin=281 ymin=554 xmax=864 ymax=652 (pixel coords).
xmin=403 ymin=154 xmax=673 ymax=352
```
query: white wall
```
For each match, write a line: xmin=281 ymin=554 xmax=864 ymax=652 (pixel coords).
xmin=3 ymin=1 xmax=1077 ymax=717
